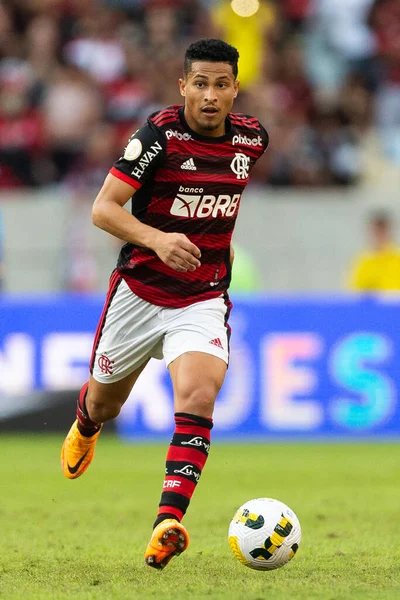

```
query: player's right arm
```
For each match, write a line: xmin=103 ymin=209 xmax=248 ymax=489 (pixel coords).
xmin=92 ymin=123 xmax=201 ymax=274
xmin=92 ymin=175 xmax=201 ymax=273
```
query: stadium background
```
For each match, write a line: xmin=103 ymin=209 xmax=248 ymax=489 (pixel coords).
xmin=1 ymin=2 xmax=400 ymax=599
xmin=1 ymin=0 xmax=400 ymax=438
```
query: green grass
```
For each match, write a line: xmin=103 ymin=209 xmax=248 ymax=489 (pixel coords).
xmin=0 ymin=435 xmax=399 ymax=600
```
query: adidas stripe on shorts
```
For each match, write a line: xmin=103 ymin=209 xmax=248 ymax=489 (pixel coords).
xmin=90 ymin=275 xmax=231 ymax=384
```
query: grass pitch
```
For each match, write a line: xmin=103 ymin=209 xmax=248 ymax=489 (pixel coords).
xmin=0 ymin=435 xmax=399 ymax=600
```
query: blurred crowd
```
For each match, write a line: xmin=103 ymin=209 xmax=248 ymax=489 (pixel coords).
xmin=0 ymin=0 xmax=400 ymax=190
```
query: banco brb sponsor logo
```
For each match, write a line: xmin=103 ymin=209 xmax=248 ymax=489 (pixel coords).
xmin=170 ymin=186 xmax=241 ymax=218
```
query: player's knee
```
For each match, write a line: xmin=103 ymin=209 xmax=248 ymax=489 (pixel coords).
xmin=87 ymin=398 xmax=122 ymax=422
xmin=177 ymin=384 xmax=217 ymax=417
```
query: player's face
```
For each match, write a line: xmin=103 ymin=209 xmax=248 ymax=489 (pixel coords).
xmin=179 ymin=61 xmax=239 ymax=137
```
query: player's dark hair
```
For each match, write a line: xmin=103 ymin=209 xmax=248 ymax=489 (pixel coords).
xmin=184 ymin=38 xmax=239 ymax=79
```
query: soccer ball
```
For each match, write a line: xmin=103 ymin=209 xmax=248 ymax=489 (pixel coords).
xmin=228 ymin=498 xmax=301 ymax=571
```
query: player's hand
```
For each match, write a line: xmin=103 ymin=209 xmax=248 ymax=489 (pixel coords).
xmin=151 ymin=232 xmax=201 ymax=272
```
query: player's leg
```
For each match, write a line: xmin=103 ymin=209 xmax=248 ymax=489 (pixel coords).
xmin=144 ymin=352 xmax=227 ymax=569
xmin=144 ymin=295 xmax=230 ymax=569
xmin=61 ymin=273 xmax=163 ymax=479
xmin=61 ymin=362 xmax=148 ymax=479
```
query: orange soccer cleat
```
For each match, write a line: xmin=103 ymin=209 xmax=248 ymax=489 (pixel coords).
xmin=61 ymin=419 xmax=102 ymax=479
xmin=144 ymin=519 xmax=190 ymax=570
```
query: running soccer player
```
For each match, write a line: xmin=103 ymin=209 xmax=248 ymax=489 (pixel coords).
xmin=61 ymin=38 xmax=269 ymax=569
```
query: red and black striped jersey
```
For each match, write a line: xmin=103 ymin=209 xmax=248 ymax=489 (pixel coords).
xmin=110 ymin=104 xmax=268 ymax=308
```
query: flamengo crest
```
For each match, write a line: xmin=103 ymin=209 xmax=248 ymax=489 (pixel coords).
xmin=98 ymin=354 xmax=114 ymax=375
xmin=230 ymin=153 xmax=250 ymax=180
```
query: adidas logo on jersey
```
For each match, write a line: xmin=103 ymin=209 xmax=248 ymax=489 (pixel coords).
xmin=181 ymin=158 xmax=197 ymax=170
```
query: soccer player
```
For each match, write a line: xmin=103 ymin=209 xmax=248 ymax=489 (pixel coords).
xmin=61 ymin=38 xmax=269 ymax=569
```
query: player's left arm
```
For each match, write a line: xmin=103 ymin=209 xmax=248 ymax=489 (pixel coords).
xmin=259 ymin=122 xmax=270 ymax=154
xmin=230 ymin=244 xmax=235 ymax=267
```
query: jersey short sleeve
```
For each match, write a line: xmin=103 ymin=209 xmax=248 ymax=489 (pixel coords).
xmin=260 ymin=122 xmax=269 ymax=154
xmin=110 ymin=122 xmax=166 ymax=189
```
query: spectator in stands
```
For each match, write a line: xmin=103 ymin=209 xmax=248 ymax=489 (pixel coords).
xmin=262 ymin=108 xmax=362 ymax=188
xmin=104 ymin=39 xmax=154 ymax=144
xmin=143 ymin=0 xmax=189 ymax=58
xmin=338 ymin=72 xmax=374 ymax=132
xmin=247 ymin=38 xmax=362 ymax=188
xmin=281 ymin=0 xmax=312 ymax=34
xmin=369 ymin=0 xmax=400 ymax=163
xmin=305 ymin=106 xmax=362 ymax=186
xmin=61 ymin=124 xmax=119 ymax=292
xmin=247 ymin=37 xmax=313 ymax=130
xmin=63 ymin=6 xmax=127 ymax=86
xmin=25 ymin=15 xmax=62 ymax=105
xmin=42 ymin=64 xmax=103 ymax=182
xmin=142 ymin=0 xmax=188 ymax=106
xmin=210 ymin=0 xmax=277 ymax=90
xmin=65 ymin=123 xmax=118 ymax=191
xmin=0 ymin=2 xmax=19 ymax=60
xmin=348 ymin=211 xmax=400 ymax=291
xmin=304 ymin=0 xmax=376 ymax=103
xmin=0 ymin=0 xmax=392 ymax=189
xmin=272 ymin=38 xmax=314 ymax=122
xmin=0 ymin=206 xmax=4 ymax=291
xmin=0 ymin=59 xmax=46 ymax=187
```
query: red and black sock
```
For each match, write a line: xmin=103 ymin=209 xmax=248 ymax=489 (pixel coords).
xmin=76 ymin=382 xmax=101 ymax=437
xmin=153 ymin=412 xmax=213 ymax=529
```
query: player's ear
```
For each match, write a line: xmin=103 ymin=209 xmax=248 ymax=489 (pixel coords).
xmin=233 ymin=80 xmax=240 ymax=98
xmin=179 ymin=78 xmax=186 ymax=97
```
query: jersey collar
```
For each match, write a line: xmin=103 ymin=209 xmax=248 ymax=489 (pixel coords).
xmin=178 ymin=106 xmax=233 ymax=144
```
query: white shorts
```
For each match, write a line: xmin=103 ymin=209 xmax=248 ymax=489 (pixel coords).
xmin=90 ymin=273 xmax=231 ymax=384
